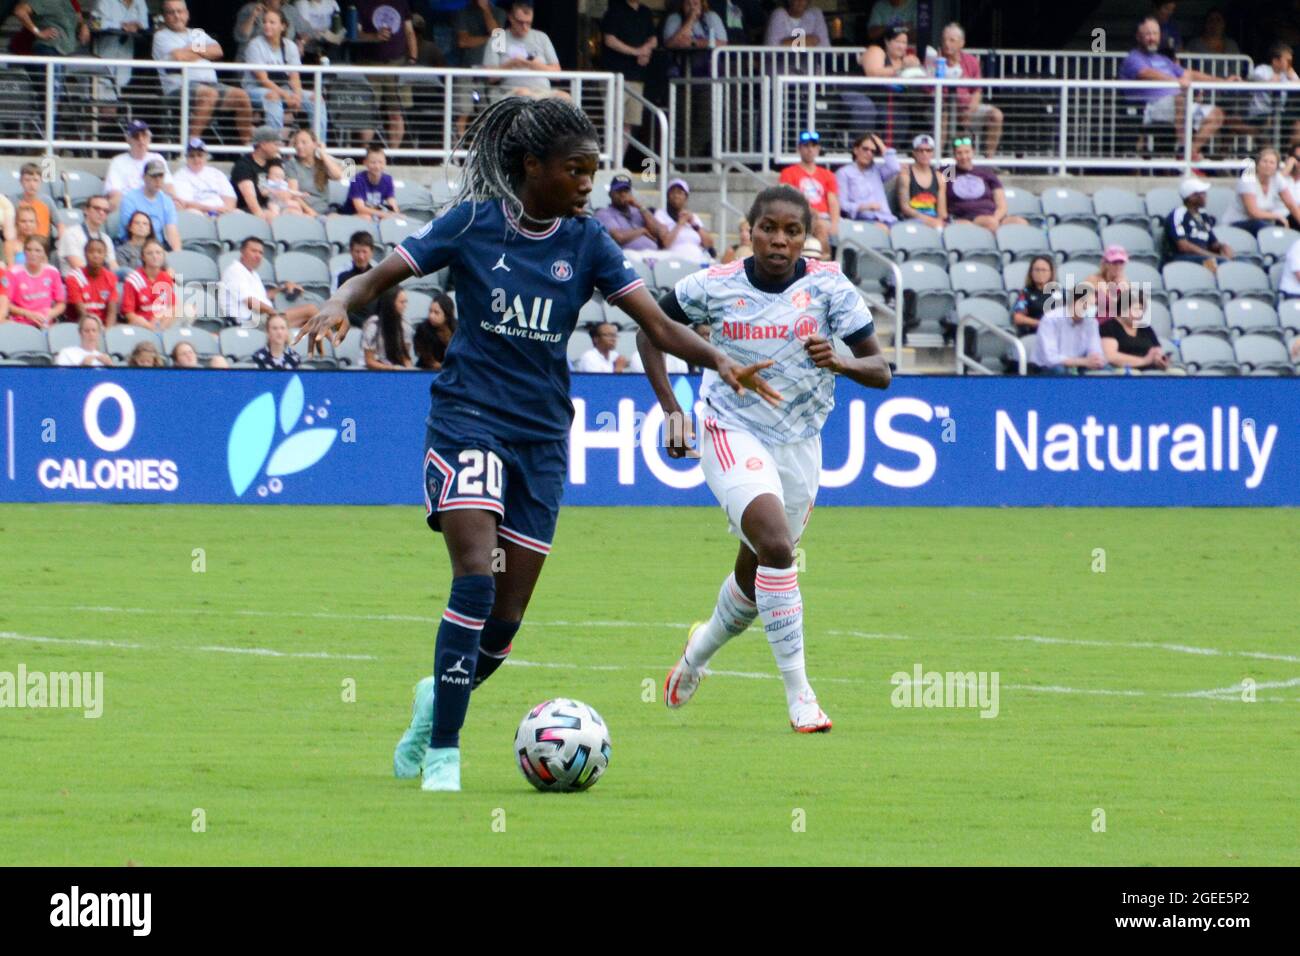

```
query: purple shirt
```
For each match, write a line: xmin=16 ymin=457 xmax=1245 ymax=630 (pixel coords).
xmin=347 ymin=172 xmax=395 ymax=211
xmin=835 ymin=151 xmax=900 ymax=224
xmin=945 ymin=166 xmax=1002 ymax=220
xmin=1119 ymin=48 xmax=1183 ymax=103
xmin=596 ymin=203 xmax=658 ymax=252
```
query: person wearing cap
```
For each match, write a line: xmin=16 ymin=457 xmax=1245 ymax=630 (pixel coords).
xmin=651 ymin=179 xmax=716 ymax=264
xmin=104 ymin=121 xmax=175 ymax=211
xmin=153 ymin=0 xmax=255 ymax=146
xmin=172 ymin=139 xmax=238 ymax=217
xmin=594 ymin=174 xmax=670 ymax=260
xmin=482 ymin=0 xmax=563 ymax=103
xmin=836 ymin=133 xmax=898 ymax=231
xmin=117 ymin=161 xmax=181 ymax=254
xmin=1029 ymin=283 xmax=1106 ymax=375
xmin=231 ymin=127 xmax=283 ymax=221
xmin=896 ymin=134 xmax=947 ymax=229
xmin=945 ymin=138 xmax=1025 ymax=232
xmin=764 ymin=0 xmax=829 ymax=49
xmin=778 ymin=131 xmax=840 ymax=258
xmin=1083 ymin=246 xmax=1132 ymax=323
xmin=1166 ymin=177 xmax=1233 ymax=273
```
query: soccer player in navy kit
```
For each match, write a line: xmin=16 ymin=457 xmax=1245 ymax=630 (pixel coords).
xmin=298 ymin=97 xmax=779 ymax=791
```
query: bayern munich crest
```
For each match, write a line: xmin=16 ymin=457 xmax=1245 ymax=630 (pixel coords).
xmin=791 ymin=289 xmax=812 ymax=310
xmin=794 ymin=315 xmax=819 ymax=340
xmin=551 ymin=260 xmax=573 ymax=281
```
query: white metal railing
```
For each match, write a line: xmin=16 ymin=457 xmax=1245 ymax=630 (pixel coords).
xmin=625 ymin=82 xmax=670 ymax=210
xmin=956 ymin=315 xmax=1027 ymax=376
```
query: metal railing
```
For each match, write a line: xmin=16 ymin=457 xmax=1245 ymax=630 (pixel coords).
xmin=956 ymin=315 xmax=1027 ymax=376
xmin=625 ymin=82 xmax=669 ymax=210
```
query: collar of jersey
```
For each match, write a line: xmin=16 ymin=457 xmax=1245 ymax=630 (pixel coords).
xmin=744 ymin=255 xmax=808 ymax=294
xmin=501 ymin=200 xmax=562 ymax=240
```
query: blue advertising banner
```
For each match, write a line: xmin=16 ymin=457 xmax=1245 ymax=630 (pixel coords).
xmin=1 ymin=369 xmax=1296 ymax=506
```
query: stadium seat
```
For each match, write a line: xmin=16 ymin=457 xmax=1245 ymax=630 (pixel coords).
xmin=1092 ymin=187 xmax=1149 ymax=227
xmin=274 ymin=251 xmax=332 ymax=297
xmin=273 ymin=289 xmax=324 ymax=312
xmin=1254 ymin=226 xmax=1300 ymax=265
xmin=1234 ymin=334 xmax=1294 ymax=374
xmin=1205 ymin=186 xmax=1235 ymax=223
xmin=403 ymin=267 xmax=449 ymax=293
xmin=1100 ymin=224 xmax=1158 ymax=266
xmin=403 ymin=290 xmax=432 ymax=322
xmin=942 ymin=222 xmax=1001 ymax=267
xmin=326 ymin=215 xmax=379 ymax=253
xmin=379 ymin=216 xmax=423 ymax=249
xmin=838 ymin=219 xmax=891 ymax=253
xmin=566 ymin=329 xmax=591 ymax=368
xmin=328 ymin=253 xmax=353 ymax=290
xmin=898 ymin=260 xmax=956 ymax=331
xmin=1147 ymin=299 xmax=1173 ymax=341
xmin=1216 ymin=261 xmax=1273 ymax=303
xmin=1041 ymin=187 xmax=1098 ymax=228
xmin=106 ymin=325 xmax=163 ymax=361
xmin=177 ymin=211 xmax=222 ymax=258
xmin=890 ymin=221 xmax=947 ymax=265
xmin=1048 ymin=224 xmax=1102 ymax=261
xmin=1143 ymin=187 xmax=1180 ymax=227
xmin=1162 ymin=261 xmax=1220 ymax=302
xmin=429 ymin=175 xmax=461 ymax=207
xmin=1171 ymin=299 xmax=1228 ymax=338
xmin=392 ymin=181 xmax=432 ymax=216
xmin=219 ymin=326 xmax=268 ymax=362
xmin=957 ymin=296 xmax=1011 ymax=329
xmin=651 ymin=257 xmax=702 ymax=293
xmin=61 ymin=170 xmax=104 ymax=209
xmin=1224 ymin=300 xmax=1282 ymax=338
xmin=1057 ymin=259 xmax=1101 ymax=287
xmin=163 ymin=326 xmax=219 ymax=359
xmin=292 ymin=332 xmax=337 ymax=369
xmin=218 ymin=251 xmax=274 ymax=284
xmin=1001 ymin=188 xmax=1043 ymax=226
xmin=949 ymin=261 xmax=1005 ymax=302
xmin=216 ymin=211 xmax=273 ymax=251
xmin=0 ymin=322 xmax=52 ymax=363
xmin=55 ymin=207 xmax=83 ymax=229
xmin=578 ymin=300 xmax=605 ymax=330
xmin=47 ymin=322 xmax=88 ymax=354
xmin=1002 ymin=260 xmax=1029 ymax=292
xmin=1212 ymin=225 xmax=1262 ymax=266
xmin=327 ymin=178 xmax=350 ymax=211
xmin=1279 ymin=298 xmax=1300 ymax=335
xmin=335 ymin=327 xmax=363 ymax=367
xmin=1 ymin=167 xmax=55 ymax=203
xmin=625 ymin=257 xmax=655 ymax=294
xmin=1124 ymin=261 xmax=1165 ymax=302
xmin=271 ymin=215 xmax=331 ymax=260
xmin=995 ymin=223 xmax=1051 ymax=263
xmin=168 ymin=249 xmax=219 ymax=284
xmin=1179 ymin=334 xmax=1239 ymax=374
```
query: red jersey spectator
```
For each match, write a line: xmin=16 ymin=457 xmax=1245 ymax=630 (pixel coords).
xmin=65 ymin=238 xmax=119 ymax=326
xmin=121 ymin=239 xmax=177 ymax=329
xmin=778 ymin=130 xmax=840 ymax=257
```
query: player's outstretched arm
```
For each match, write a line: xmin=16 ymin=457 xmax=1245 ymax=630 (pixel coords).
xmin=294 ymin=253 xmax=413 ymax=347
xmin=634 ymin=327 xmax=696 ymax=459
xmin=804 ymin=331 xmax=892 ymax=390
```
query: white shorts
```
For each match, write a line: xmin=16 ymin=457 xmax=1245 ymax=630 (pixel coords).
xmin=1144 ymin=95 xmax=1213 ymax=129
xmin=700 ymin=416 xmax=821 ymax=551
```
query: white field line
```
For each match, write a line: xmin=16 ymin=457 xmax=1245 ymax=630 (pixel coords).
xmin=0 ymin=630 xmax=376 ymax=661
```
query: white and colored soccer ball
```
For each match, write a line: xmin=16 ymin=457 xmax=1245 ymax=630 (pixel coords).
xmin=514 ymin=698 xmax=611 ymax=792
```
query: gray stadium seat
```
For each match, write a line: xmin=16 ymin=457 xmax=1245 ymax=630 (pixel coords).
xmin=218 ymin=251 xmax=274 ymax=284
xmin=0 ymin=322 xmax=52 ymax=362
xmin=1124 ymin=260 xmax=1164 ymax=298
xmin=1 ymin=167 xmax=54 ymax=203
xmin=403 ymin=267 xmax=449 ymax=293
xmin=327 ymin=178 xmax=350 ymax=211
xmin=1216 ymin=260 xmax=1273 ymax=302
xmin=177 ymin=211 xmax=222 ymax=258
xmin=838 ymin=219 xmax=891 ymax=253
xmin=626 ymin=257 xmax=655 ymax=294
xmin=326 ymin=215 xmax=380 ymax=253
xmin=942 ymin=222 xmax=1001 ymax=267
xmin=1205 ymin=186 xmax=1235 ymax=222
xmin=216 ymin=210 xmax=273 ymax=250
xmin=578 ymin=300 xmax=605 ymax=330
xmin=1001 ymin=188 xmax=1043 ymax=226
xmin=392 ymin=180 xmax=431 ymax=215
xmin=949 ymin=261 xmax=1004 ymax=301
xmin=1163 ymin=261 xmax=1220 ymax=302
xmin=566 ymin=329 xmax=591 ymax=368
xmin=1041 ymin=187 xmax=1098 ymax=228
xmin=1100 ymin=224 xmax=1158 ymax=266
xmin=1179 ymin=334 xmax=1239 ymax=374
xmin=163 ymin=326 xmax=219 ymax=358
xmin=273 ymin=289 xmax=324 ymax=312
xmin=1092 ymin=187 xmax=1149 ymax=226
xmin=219 ymin=326 xmax=267 ymax=361
xmin=615 ymin=330 xmax=639 ymax=362
xmin=1224 ymin=299 xmax=1282 ymax=338
xmin=106 ymin=325 xmax=163 ymax=361
xmin=336 ymin=327 xmax=363 ymax=367
xmin=292 ymin=332 xmax=337 ymax=369
xmin=1002 ymin=260 xmax=1029 ymax=292
xmin=1279 ymin=298 xmax=1300 ymax=334
xmin=62 ymin=169 xmax=104 ymax=208
xmin=899 ymin=260 xmax=956 ymax=330
xmin=271 ymin=215 xmax=331 ymax=260
xmin=995 ymin=223 xmax=1051 ymax=263
xmin=1233 ymin=334 xmax=1292 ymax=374
xmin=651 ymin=257 xmax=702 ymax=294
xmin=275 ymin=251 xmax=331 ymax=296
xmin=1212 ymin=225 xmax=1262 ymax=265
xmin=957 ymin=297 xmax=1011 ymax=328
xmin=403 ymin=290 xmax=432 ymax=322
xmin=1172 ymin=299 xmax=1228 ymax=338
xmin=1057 ymin=259 xmax=1101 ymax=287
xmin=328 ymin=253 xmax=353 ymax=290
xmin=1048 ymin=224 xmax=1102 ymax=261
xmin=1255 ymin=226 xmax=1300 ymax=265
xmin=168 ymin=249 xmax=219 ymax=284
xmin=56 ymin=207 xmax=82 ymax=229
xmin=1147 ymin=299 xmax=1173 ymax=340
xmin=429 ymin=175 xmax=461 ymax=207
xmin=890 ymin=221 xmax=948 ymax=265
xmin=379 ymin=216 xmax=423 ymax=249
xmin=1143 ymin=187 xmax=1180 ymax=226
xmin=47 ymin=322 xmax=88 ymax=354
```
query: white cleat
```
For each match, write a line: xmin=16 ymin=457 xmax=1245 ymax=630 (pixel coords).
xmin=664 ymin=623 xmax=706 ymax=709
xmin=789 ymin=689 xmax=832 ymax=733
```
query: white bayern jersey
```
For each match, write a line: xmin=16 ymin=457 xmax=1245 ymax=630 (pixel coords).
xmin=673 ymin=257 xmax=874 ymax=445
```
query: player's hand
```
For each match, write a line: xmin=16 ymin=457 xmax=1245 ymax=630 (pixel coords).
xmin=295 ymin=298 xmax=350 ymax=348
xmin=803 ymin=334 xmax=841 ymax=372
xmin=662 ymin=407 xmax=699 ymax=459
xmin=716 ymin=356 xmax=782 ymax=405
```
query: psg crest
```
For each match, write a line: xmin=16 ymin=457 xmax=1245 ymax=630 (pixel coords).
xmin=551 ymin=260 xmax=573 ymax=281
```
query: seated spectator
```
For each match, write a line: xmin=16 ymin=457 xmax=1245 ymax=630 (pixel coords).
xmin=234 ymin=0 xmax=305 ymax=59
xmin=171 ymin=340 xmax=201 ymax=368
xmin=4 ymin=237 xmax=65 ymax=328
xmin=336 ymin=231 xmax=380 ymax=326
xmin=1118 ymin=17 xmax=1234 ymax=162
xmin=720 ymin=217 xmax=752 ymax=264
xmin=945 ymin=138 xmax=1025 ymax=231
xmin=483 ymin=0 xmax=563 ymax=102
xmin=231 ymin=127 xmax=283 ymax=222
xmin=56 ymin=314 xmax=114 ymax=367
xmin=242 ymin=7 xmax=327 ymax=138
xmin=1185 ymin=7 xmax=1239 ymax=54
xmin=1277 ymin=235 xmax=1300 ymax=298
xmin=454 ymin=0 xmax=507 ymax=138
xmin=575 ymin=321 xmax=627 ymax=372
xmin=58 ymin=195 xmax=118 ymax=271
xmin=16 ymin=163 xmax=53 ymax=241
xmin=12 ymin=0 xmax=88 ymax=57
xmin=251 ymin=314 xmax=302 ymax=369
xmin=172 ymin=139 xmax=238 ymax=217
xmin=1083 ymin=246 xmax=1131 ymax=323
xmin=65 ymin=239 xmax=119 ymax=326
xmin=92 ymin=0 xmax=149 ymax=93
xmin=935 ymin=23 xmax=1002 ymax=157
xmin=1247 ymin=43 xmax=1300 ymax=145
xmin=9 ymin=207 xmax=48 ymax=269
xmin=652 ymin=178 xmax=715 ymax=264
xmin=896 ymin=134 xmax=947 ymax=228
xmin=104 ymin=121 xmax=174 ymax=211
xmin=353 ymin=0 xmax=418 ymax=148
xmin=1029 ymin=284 xmax=1105 ymax=374
xmin=867 ymin=0 xmax=916 ymax=43
xmin=1150 ymin=1 xmax=1181 ymax=57
xmin=764 ymin=0 xmax=829 ymax=49
xmin=121 ymin=239 xmax=178 ymax=330
xmin=778 ymin=131 xmax=840 ymax=257
xmin=1011 ymin=255 xmax=1057 ymax=336
xmin=1100 ymin=289 xmax=1171 ymax=371
xmin=347 ymin=145 xmax=401 ymax=220
xmin=858 ymin=26 xmax=923 ymax=146
xmin=1224 ymin=148 xmax=1300 ymax=234
xmin=412 ymin=292 xmax=457 ymax=370
xmin=153 ymin=0 xmax=254 ymax=146
xmin=119 ymin=161 xmax=182 ymax=254
xmin=295 ymin=0 xmax=345 ymax=57
xmin=627 ymin=339 xmax=687 ymax=374
xmin=127 ymin=341 xmax=165 ymax=367
xmin=363 ymin=289 xmax=414 ymax=370
xmin=220 ymin=236 xmax=317 ymax=329
xmin=836 ymin=133 xmax=898 ymax=231
xmin=801 ymin=235 xmax=826 ymax=260
xmin=282 ymin=128 xmax=346 ymax=217
xmin=115 ymin=211 xmax=155 ymax=273
xmin=1166 ymin=177 xmax=1234 ymax=272
xmin=0 ymin=194 xmax=14 ymax=260
xmin=604 ymin=0 xmax=658 ymax=157
xmin=264 ymin=159 xmax=314 ymax=216
xmin=594 ymin=174 xmax=669 ymax=260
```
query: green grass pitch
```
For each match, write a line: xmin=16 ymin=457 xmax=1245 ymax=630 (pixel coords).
xmin=1 ymin=504 xmax=1297 ymax=866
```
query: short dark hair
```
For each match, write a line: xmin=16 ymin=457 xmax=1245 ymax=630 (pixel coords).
xmin=748 ymin=184 xmax=813 ymax=233
xmin=1271 ymin=42 xmax=1293 ymax=61
xmin=587 ymin=321 xmax=615 ymax=342
xmin=365 ymin=143 xmax=386 ymax=158
xmin=240 ymin=236 xmax=264 ymax=252
xmin=84 ymin=237 xmax=106 ymax=252
xmin=349 ymin=231 xmax=375 ymax=249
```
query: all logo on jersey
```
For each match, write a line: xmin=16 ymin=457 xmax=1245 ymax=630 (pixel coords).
xmin=794 ymin=315 xmax=819 ymax=340
xmin=551 ymin=260 xmax=573 ymax=281
xmin=490 ymin=295 xmax=562 ymax=343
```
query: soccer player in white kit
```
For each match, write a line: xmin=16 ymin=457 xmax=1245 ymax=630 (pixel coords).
xmin=638 ymin=185 xmax=892 ymax=732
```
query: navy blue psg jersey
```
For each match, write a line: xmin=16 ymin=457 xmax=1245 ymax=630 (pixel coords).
xmin=396 ymin=200 xmax=644 ymax=442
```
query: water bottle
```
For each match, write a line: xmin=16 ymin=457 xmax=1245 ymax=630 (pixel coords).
xmin=346 ymin=6 xmax=359 ymax=42
xmin=936 ymin=58 xmax=946 ymax=79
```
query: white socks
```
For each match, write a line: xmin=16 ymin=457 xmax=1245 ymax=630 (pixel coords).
xmin=684 ymin=572 xmax=758 ymax=668
xmin=754 ymin=565 xmax=809 ymax=709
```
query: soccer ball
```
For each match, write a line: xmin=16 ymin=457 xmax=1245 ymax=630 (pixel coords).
xmin=514 ymin=698 xmax=611 ymax=792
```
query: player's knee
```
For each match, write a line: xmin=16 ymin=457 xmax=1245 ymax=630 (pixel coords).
xmin=449 ymin=573 xmax=496 ymax=619
xmin=753 ymin=537 xmax=795 ymax=570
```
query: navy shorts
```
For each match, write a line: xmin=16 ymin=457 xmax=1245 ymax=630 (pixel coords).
xmin=423 ymin=418 xmax=567 ymax=556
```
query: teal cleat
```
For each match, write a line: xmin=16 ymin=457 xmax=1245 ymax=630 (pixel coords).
xmin=393 ymin=676 xmax=436 ymax=779
xmin=420 ymin=746 xmax=461 ymax=792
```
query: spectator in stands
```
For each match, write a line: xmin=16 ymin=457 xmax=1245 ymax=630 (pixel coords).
xmin=764 ymin=0 xmax=829 ymax=49
xmin=234 ymin=0 xmax=305 ymax=59
xmin=347 ymin=144 xmax=401 ymax=219
xmin=483 ymin=1 xmax=562 ymax=102
xmin=337 ymin=230 xmax=380 ymax=326
xmin=603 ymin=0 xmax=658 ymax=158
xmin=295 ymin=0 xmax=344 ymax=58
xmin=171 ymin=340 xmax=228 ymax=368
xmin=58 ymin=196 xmax=118 ymax=272
xmin=127 ymin=341 xmax=165 ymax=367
xmin=154 ymin=0 xmax=255 ymax=146
xmin=1029 ymin=283 xmax=1104 ymax=375
xmin=353 ymin=0 xmax=418 ymax=148
xmin=1224 ymin=147 xmax=1300 ymax=234
xmin=1277 ymin=235 xmax=1300 ymax=299
xmin=897 ymin=134 xmax=946 ymax=228
xmin=721 ymin=216 xmax=752 ymax=264
xmin=945 ymin=138 xmax=1024 ymax=232
xmin=1247 ymin=43 xmax=1300 ymax=145
xmin=220 ymin=236 xmax=317 ymax=329
xmin=263 ymin=159 xmax=313 ymax=216
xmin=1011 ymin=255 xmax=1056 ymax=336
xmin=836 ymin=132 xmax=898 ymax=231
xmin=251 ymin=313 xmax=302 ymax=369
xmin=1185 ymin=8 xmax=1240 ymax=55
xmin=231 ymin=126 xmax=283 ymax=221
xmin=118 ymin=161 xmax=182 ymax=254
xmin=283 ymin=128 xmax=346 ymax=216
xmin=92 ymin=0 xmax=149 ymax=92
xmin=16 ymin=163 xmax=53 ymax=240
xmin=1083 ymin=246 xmax=1131 ymax=323
xmin=104 ymin=121 xmax=174 ymax=211
xmin=55 ymin=314 xmax=114 ymax=366
xmin=0 ymin=195 xmax=15 ymax=262
xmin=716 ymin=0 xmax=762 ymax=45
xmin=1150 ymin=1 xmax=1181 ymax=57
xmin=652 ymin=178 xmax=715 ymax=264
xmin=413 ymin=292 xmax=457 ymax=370
xmin=1100 ymin=287 xmax=1170 ymax=371
xmin=12 ymin=0 xmax=88 ymax=57
xmin=662 ymin=0 xmax=726 ymax=157
xmin=454 ymin=0 xmax=506 ymax=138
xmin=4 ymin=236 xmax=64 ymax=328
xmin=65 ymin=238 xmax=119 ymax=326
xmin=595 ymin=174 xmax=668 ymax=260
xmin=576 ymin=321 xmax=628 ymax=372
xmin=363 ymin=288 xmax=414 ymax=370
xmin=779 ymin=130 xmax=840 ymax=258
xmin=1166 ymin=177 xmax=1234 ymax=272
xmin=242 ymin=6 xmax=328 ymax=138
xmin=866 ymin=0 xmax=915 ymax=43
xmin=935 ymin=23 xmax=1002 ymax=157
xmin=121 ymin=239 xmax=177 ymax=329
xmin=1118 ymin=17 xmax=1234 ymax=163
xmin=663 ymin=0 xmax=726 ymax=55
xmin=859 ymin=26 xmax=922 ymax=147
xmin=8 ymin=207 xmax=46 ymax=268
xmin=171 ymin=139 xmax=238 ymax=217
xmin=115 ymin=211 xmax=154 ymax=272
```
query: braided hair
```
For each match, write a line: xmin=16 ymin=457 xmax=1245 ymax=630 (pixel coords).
xmin=440 ymin=96 xmax=600 ymax=228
